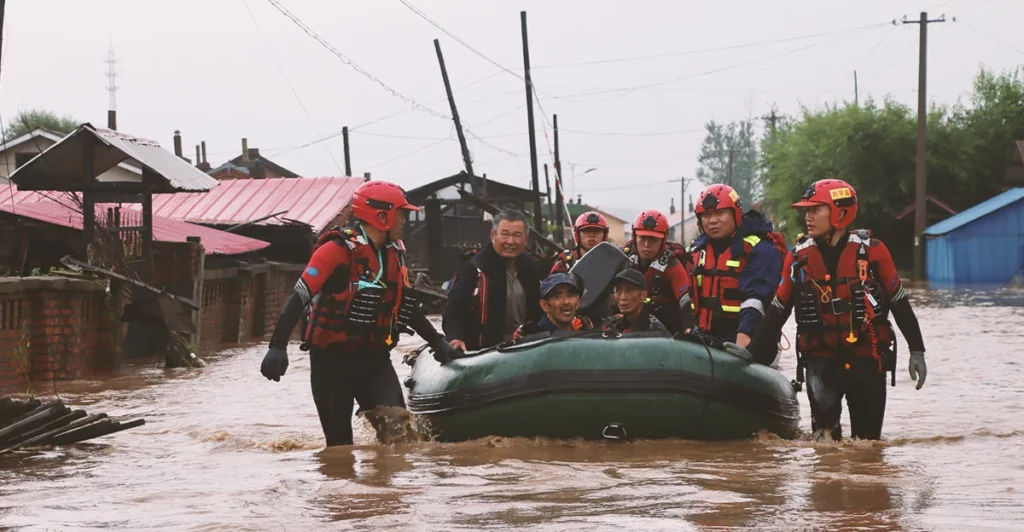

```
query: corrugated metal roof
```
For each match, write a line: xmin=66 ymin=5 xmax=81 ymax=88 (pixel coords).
xmin=149 ymin=176 xmax=364 ymax=232
xmin=10 ymin=124 xmax=218 ymax=193
xmin=0 ymin=199 xmax=269 ymax=256
xmin=924 ymin=188 xmax=1024 ymax=237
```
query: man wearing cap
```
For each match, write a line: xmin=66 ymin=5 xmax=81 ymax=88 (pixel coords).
xmin=511 ymin=273 xmax=594 ymax=342
xmin=602 ymin=269 xmax=669 ymax=333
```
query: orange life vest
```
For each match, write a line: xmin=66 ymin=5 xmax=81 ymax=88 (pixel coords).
xmin=690 ymin=232 xmax=787 ymax=336
xmin=791 ymin=230 xmax=893 ymax=368
xmin=304 ymin=227 xmax=408 ymax=351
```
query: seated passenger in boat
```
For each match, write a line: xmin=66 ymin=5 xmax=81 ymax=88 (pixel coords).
xmin=512 ymin=273 xmax=593 ymax=342
xmin=602 ymin=269 xmax=669 ymax=334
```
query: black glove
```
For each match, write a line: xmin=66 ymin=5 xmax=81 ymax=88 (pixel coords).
xmin=429 ymin=336 xmax=458 ymax=364
xmin=261 ymin=346 xmax=289 ymax=382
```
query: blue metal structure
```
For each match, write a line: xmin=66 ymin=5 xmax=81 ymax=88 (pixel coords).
xmin=924 ymin=188 xmax=1024 ymax=285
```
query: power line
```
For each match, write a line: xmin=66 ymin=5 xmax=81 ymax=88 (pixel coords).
xmin=825 ymin=26 xmax=897 ymax=96
xmin=265 ymin=0 xmax=453 ymax=122
xmin=532 ymin=22 xmax=894 ymax=69
xmin=363 ymin=138 xmax=450 ymax=170
xmin=866 ymin=39 xmax=916 ymax=84
xmin=242 ymin=0 xmax=343 ymax=174
xmin=550 ymin=26 xmax=886 ymax=99
xmin=959 ymin=20 xmax=1024 ymax=56
xmin=559 ymin=127 xmax=703 ymax=137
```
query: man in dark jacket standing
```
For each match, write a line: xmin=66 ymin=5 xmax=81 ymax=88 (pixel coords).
xmin=443 ymin=209 xmax=541 ymax=351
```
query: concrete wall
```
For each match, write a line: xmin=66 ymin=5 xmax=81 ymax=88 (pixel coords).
xmin=0 ymin=277 xmax=116 ymax=392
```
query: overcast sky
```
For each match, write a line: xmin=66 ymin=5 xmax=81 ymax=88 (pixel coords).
xmin=2 ymin=0 xmax=1021 ymax=218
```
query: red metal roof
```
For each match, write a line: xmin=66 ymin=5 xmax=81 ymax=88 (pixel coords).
xmin=149 ymin=177 xmax=363 ymax=232
xmin=0 ymin=199 xmax=270 ymax=256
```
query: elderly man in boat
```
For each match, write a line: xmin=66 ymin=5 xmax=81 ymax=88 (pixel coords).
xmin=511 ymin=273 xmax=594 ymax=342
xmin=443 ymin=209 xmax=542 ymax=352
xmin=601 ymin=269 xmax=669 ymax=334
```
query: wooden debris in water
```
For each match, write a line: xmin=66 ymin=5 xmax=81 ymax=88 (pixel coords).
xmin=0 ymin=396 xmax=146 ymax=454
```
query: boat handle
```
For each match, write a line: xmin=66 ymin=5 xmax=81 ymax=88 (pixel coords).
xmin=602 ymin=423 xmax=628 ymax=440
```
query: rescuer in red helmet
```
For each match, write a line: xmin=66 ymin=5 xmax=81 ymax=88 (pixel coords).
xmin=621 ymin=209 xmax=694 ymax=334
xmin=738 ymin=179 xmax=929 ymax=442
xmin=688 ymin=184 xmax=785 ymax=349
xmin=260 ymin=180 xmax=457 ymax=447
xmin=550 ymin=211 xmax=610 ymax=274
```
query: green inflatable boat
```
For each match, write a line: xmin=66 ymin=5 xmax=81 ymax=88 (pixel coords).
xmin=404 ymin=331 xmax=800 ymax=442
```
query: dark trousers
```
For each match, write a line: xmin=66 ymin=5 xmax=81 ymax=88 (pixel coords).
xmin=309 ymin=347 xmax=406 ymax=446
xmin=805 ymin=355 xmax=887 ymax=441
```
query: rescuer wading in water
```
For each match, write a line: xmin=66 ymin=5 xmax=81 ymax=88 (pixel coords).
xmin=260 ymin=180 xmax=458 ymax=447
xmin=735 ymin=179 xmax=929 ymax=442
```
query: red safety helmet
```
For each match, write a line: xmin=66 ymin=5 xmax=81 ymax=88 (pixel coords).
xmin=632 ymin=210 xmax=669 ymax=239
xmin=790 ymin=178 xmax=858 ymax=229
xmin=351 ymin=180 xmax=421 ymax=232
xmin=574 ymin=211 xmax=608 ymax=240
xmin=694 ymin=184 xmax=742 ymax=234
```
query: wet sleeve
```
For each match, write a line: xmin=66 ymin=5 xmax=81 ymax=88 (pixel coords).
xmin=296 ymin=241 xmax=350 ymax=303
xmin=442 ymin=261 xmax=476 ymax=343
xmin=736 ymin=240 xmax=784 ymax=337
xmin=746 ymin=252 xmax=796 ymax=365
xmin=891 ymin=298 xmax=926 ymax=353
xmin=405 ymin=300 xmax=441 ymax=344
xmin=668 ymin=261 xmax=695 ymax=331
xmin=869 ymin=240 xmax=924 ymax=351
xmin=870 ymin=240 xmax=908 ymax=303
xmin=268 ymin=242 xmax=350 ymax=349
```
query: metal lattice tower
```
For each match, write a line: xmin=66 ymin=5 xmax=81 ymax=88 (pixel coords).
xmin=105 ymin=45 xmax=119 ymax=111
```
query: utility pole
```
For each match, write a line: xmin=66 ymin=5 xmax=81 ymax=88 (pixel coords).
xmin=434 ymin=39 xmax=476 ymax=192
xmin=342 ymin=126 xmax=352 ymax=176
xmin=761 ymin=107 xmax=780 ymax=142
xmin=544 ymin=163 xmax=552 ymax=210
xmin=726 ymin=148 xmax=736 ymax=187
xmin=553 ymin=114 xmax=565 ymax=247
xmin=854 ymin=70 xmax=860 ymax=107
xmin=521 ymin=12 xmax=542 ymax=232
xmin=903 ymin=11 xmax=946 ymax=281
xmin=671 ymin=176 xmax=690 ymax=245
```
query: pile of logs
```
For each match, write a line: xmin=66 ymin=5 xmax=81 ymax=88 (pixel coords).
xmin=0 ymin=397 xmax=145 ymax=455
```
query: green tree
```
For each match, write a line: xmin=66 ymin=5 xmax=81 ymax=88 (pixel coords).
xmin=4 ymin=108 xmax=80 ymax=140
xmin=695 ymin=119 xmax=760 ymax=205
xmin=759 ymin=66 xmax=1024 ymax=268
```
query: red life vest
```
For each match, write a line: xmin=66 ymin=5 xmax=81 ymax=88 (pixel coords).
xmin=623 ymin=242 xmax=688 ymax=330
xmin=791 ymin=230 xmax=893 ymax=368
xmin=690 ymin=232 xmax=788 ymax=336
xmin=304 ymin=227 xmax=408 ymax=351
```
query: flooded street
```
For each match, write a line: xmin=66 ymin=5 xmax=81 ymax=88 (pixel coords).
xmin=1 ymin=290 xmax=1023 ymax=531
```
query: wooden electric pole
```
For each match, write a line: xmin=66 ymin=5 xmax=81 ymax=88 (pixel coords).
xmin=726 ymin=148 xmax=736 ymax=187
xmin=671 ymin=176 xmax=690 ymax=246
xmin=342 ymin=126 xmax=352 ymax=176
xmin=554 ymin=114 xmax=565 ymax=247
xmin=521 ymin=11 xmax=542 ymax=232
xmin=903 ymin=11 xmax=945 ymax=281
xmin=544 ymin=163 xmax=552 ymax=210
xmin=434 ymin=39 xmax=476 ymax=191
xmin=854 ymin=70 xmax=860 ymax=106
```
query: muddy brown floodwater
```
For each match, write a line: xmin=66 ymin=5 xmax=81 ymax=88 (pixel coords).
xmin=1 ymin=289 xmax=1023 ymax=531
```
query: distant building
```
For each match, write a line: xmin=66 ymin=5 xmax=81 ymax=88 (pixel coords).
xmin=0 ymin=128 xmax=142 ymax=185
xmin=545 ymin=199 xmax=628 ymax=246
xmin=924 ymin=188 xmax=1024 ymax=286
xmin=405 ymin=172 xmax=543 ymax=281
xmin=207 ymin=139 xmax=299 ymax=180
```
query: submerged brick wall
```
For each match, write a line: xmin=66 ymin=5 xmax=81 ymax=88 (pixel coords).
xmin=197 ymin=263 xmax=303 ymax=352
xmin=0 ymin=278 xmax=115 ymax=393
